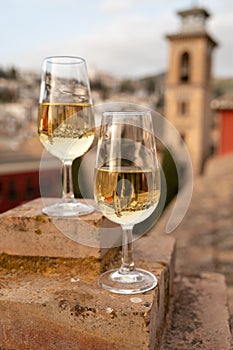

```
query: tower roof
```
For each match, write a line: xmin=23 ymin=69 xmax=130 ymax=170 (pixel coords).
xmin=165 ymin=5 xmax=218 ymax=47
xmin=177 ymin=7 xmax=210 ymax=19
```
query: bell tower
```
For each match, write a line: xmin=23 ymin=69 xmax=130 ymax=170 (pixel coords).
xmin=164 ymin=6 xmax=218 ymax=174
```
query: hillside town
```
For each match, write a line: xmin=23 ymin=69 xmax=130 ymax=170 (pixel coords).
xmin=0 ymin=68 xmax=166 ymax=150
xmin=0 ymin=66 xmax=232 ymax=149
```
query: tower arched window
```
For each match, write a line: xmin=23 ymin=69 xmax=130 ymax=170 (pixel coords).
xmin=178 ymin=100 xmax=189 ymax=116
xmin=180 ymin=52 xmax=190 ymax=82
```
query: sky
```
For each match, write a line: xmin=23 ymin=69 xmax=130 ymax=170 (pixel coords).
xmin=1 ymin=0 xmax=233 ymax=79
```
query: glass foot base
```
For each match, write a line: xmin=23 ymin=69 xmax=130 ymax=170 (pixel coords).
xmin=42 ymin=201 xmax=94 ymax=217
xmin=99 ymin=268 xmax=158 ymax=294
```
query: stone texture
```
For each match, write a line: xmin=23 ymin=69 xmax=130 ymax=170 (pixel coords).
xmin=0 ymin=196 xmax=176 ymax=349
xmin=0 ymin=235 xmax=175 ymax=350
xmin=0 ymin=198 xmax=121 ymax=263
xmin=0 ymin=270 xmax=157 ymax=350
xmin=160 ymin=273 xmax=232 ymax=350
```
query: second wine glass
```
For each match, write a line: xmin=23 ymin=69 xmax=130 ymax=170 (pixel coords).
xmin=94 ymin=111 xmax=161 ymax=294
xmin=38 ymin=56 xmax=95 ymax=216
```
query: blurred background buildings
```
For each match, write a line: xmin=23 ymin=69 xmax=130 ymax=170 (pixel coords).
xmin=0 ymin=3 xmax=233 ymax=213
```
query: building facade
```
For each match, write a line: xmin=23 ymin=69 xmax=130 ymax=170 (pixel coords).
xmin=0 ymin=162 xmax=60 ymax=214
xmin=211 ymin=93 xmax=233 ymax=156
xmin=165 ymin=7 xmax=218 ymax=174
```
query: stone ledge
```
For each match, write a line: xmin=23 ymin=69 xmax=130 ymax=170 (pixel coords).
xmin=0 ymin=198 xmax=122 ymax=267
xmin=160 ymin=273 xmax=232 ymax=350
xmin=0 ymin=270 xmax=160 ymax=350
xmin=0 ymin=245 xmax=175 ymax=350
xmin=0 ymin=198 xmax=176 ymax=349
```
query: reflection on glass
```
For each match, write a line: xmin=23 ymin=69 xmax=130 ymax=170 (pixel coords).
xmin=94 ymin=111 xmax=160 ymax=294
xmin=38 ymin=56 xmax=95 ymax=216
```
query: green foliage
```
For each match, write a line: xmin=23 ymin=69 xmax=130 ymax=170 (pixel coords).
xmin=145 ymin=78 xmax=155 ymax=94
xmin=72 ymin=157 xmax=82 ymax=198
xmin=119 ymin=79 xmax=135 ymax=93
xmin=213 ymin=78 xmax=233 ymax=97
xmin=161 ymin=148 xmax=179 ymax=207
xmin=0 ymin=66 xmax=18 ymax=80
xmin=90 ymin=79 xmax=110 ymax=100
xmin=0 ymin=88 xmax=17 ymax=102
xmin=90 ymin=79 xmax=105 ymax=91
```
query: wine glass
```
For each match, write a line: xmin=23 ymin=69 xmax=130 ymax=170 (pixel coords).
xmin=38 ymin=56 xmax=95 ymax=216
xmin=94 ymin=111 xmax=161 ymax=294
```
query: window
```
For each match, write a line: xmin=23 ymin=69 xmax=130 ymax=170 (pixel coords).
xmin=181 ymin=101 xmax=187 ymax=115
xmin=0 ymin=180 xmax=2 ymax=200
xmin=25 ymin=178 xmax=34 ymax=199
xmin=8 ymin=180 xmax=17 ymax=201
xmin=180 ymin=52 xmax=190 ymax=83
xmin=178 ymin=100 xmax=189 ymax=117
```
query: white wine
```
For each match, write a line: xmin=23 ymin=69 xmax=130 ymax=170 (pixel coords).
xmin=39 ymin=132 xmax=94 ymax=161
xmin=38 ymin=103 xmax=94 ymax=161
xmin=95 ymin=167 xmax=160 ymax=225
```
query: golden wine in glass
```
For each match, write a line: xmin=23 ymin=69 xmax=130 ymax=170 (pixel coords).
xmin=38 ymin=56 xmax=95 ymax=216
xmin=94 ymin=111 xmax=160 ymax=294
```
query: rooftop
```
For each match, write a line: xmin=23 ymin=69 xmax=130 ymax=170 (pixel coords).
xmin=211 ymin=93 xmax=233 ymax=110
xmin=177 ymin=7 xmax=210 ymax=18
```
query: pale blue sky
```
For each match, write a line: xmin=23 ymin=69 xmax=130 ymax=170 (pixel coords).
xmin=1 ymin=0 xmax=232 ymax=78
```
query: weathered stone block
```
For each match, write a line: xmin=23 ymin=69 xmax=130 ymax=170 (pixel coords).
xmin=0 ymin=196 xmax=177 ymax=349
xmin=0 ymin=264 xmax=171 ymax=350
xmin=0 ymin=197 xmax=176 ymax=349
xmin=160 ymin=273 xmax=232 ymax=350
xmin=0 ymin=198 xmax=121 ymax=267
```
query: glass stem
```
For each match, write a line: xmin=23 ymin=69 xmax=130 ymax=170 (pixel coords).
xmin=120 ymin=225 xmax=135 ymax=274
xmin=62 ymin=160 xmax=75 ymax=203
